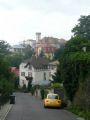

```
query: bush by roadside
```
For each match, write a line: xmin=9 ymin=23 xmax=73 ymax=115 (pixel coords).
xmin=66 ymin=105 xmax=90 ymax=120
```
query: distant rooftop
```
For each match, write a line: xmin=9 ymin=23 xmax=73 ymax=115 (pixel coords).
xmin=13 ymin=45 xmax=25 ymax=49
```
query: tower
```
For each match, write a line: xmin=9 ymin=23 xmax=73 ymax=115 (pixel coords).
xmin=36 ymin=32 xmax=41 ymax=41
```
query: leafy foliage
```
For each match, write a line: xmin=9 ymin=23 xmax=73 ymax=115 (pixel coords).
xmin=61 ymin=52 xmax=90 ymax=101
xmin=0 ymin=78 xmax=13 ymax=96
xmin=64 ymin=36 xmax=90 ymax=53
xmin=53 ymin=44 xmax=65 ymax=60
xmin=0 ymin=40 xmax=14 ymax=102
xmin=6 ymin=53 xmax=24 ymax=68
xmin=51 ymin=83 xmax=63 ymax=89
xmin=72 ymin=15 xmax=90 ymax=40
xmin=0 ymin=40 xmax=10 ymax=56
xmin=24 ymin=45 xmax=33 ymax=59
xmin=5 ymin=45 xmax=33 ymax=68
xmin=52 ymin=63 xmax=62 ymax=83
xmin=67 ymin=105 xmax=90 ymax=120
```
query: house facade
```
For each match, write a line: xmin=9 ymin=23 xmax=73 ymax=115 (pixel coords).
xmin=10 ymin=45 xmax=25 ymax=53
xmin=21 ymin=39 xmax=36 ymax=49
xmin=19 ymin=56 xmax=50 ymax=88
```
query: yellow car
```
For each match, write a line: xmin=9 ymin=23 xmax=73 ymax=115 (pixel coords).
xmin=43 ymin=93 xmax=62 ymax=108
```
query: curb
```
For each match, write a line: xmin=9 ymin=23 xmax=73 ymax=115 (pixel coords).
xmin=77 ymin=117 xmax=85 ymax=120
xmin=0 ymin=104 xmax=13 ymax=120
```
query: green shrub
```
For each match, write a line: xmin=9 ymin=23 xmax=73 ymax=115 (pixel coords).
xmin=40 ymin=89 xmax=45 ymax=99
xmin=31 ymin=86 xmax=36 ymax=95
xmin=44 ymin=90 xmax=48 ymax=98
xmin=0 ymin=78 xmax=13 ymax=96
xmin=51 ymin=83 xmax=63 ymax=89
xmin=67 ymin=105 xmax=90 ymax=119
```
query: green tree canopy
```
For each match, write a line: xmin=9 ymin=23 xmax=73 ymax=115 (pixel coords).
xmin=0 ymin=40 xmax=10 ymax=56
xmin=5 ymin=45 xmax=33 ymax=68
xmin=64 ymin=36 xmax=90 ymax=53
xmin=60 ymin=36 xmax=90 ymax=101
xmin=72 ymin=15 xmax=90 ymax=40
xmin=53 ymin=44 xmax=65 ymax=60
xmin=6 ymin=53 xmax=24 ymax=68
xmin=52 ymin=63 xmax=62 ymax=83
xmin=0 ymin=40 xmax=14 ymax=97
xmin=24 ymin=45 xmax=33 ymax=59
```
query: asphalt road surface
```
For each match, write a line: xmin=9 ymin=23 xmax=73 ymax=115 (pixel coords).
xmin=6 ymin=93 xmax=77 ymax=120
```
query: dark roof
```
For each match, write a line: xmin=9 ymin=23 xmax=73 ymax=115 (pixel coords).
xmin=23 ymin=56 xmax=49 ymax=69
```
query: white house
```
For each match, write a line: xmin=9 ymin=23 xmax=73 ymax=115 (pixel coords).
xmin=19 ymin=56 xmax=50 ymax=88
xmin=21 ymin=39 xmax=36 ymax=49
xmin=10 ymin=45 xmax=25 ymax=53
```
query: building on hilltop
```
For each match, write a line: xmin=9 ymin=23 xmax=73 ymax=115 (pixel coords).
xmin=10 ymin=39 xmax=36 ymax=53
xmin=21 ymin=39 xmax=36 ymax=49
xmin=10 ymin=44 xmax=25 ymax=53
xmin=35 ymin=35 xmax=66 ymax=60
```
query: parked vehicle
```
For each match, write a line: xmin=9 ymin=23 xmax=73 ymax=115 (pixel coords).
xmin=43 ymin=93 xmax=62 ymax=108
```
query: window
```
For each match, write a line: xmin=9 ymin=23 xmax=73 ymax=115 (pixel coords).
xmin=21 ymin=72 xmax=25 ymax=76
xmin=44 ymin=72 xmax=46 ymax=80
xmin=28 ymin=72 xmax=32 ymax=77
xmin=48 ymin=95 xmax=59 ymax=99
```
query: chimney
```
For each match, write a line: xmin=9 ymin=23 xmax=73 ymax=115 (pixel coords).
xmin=36 ymin=32 xmax=41 ymax=41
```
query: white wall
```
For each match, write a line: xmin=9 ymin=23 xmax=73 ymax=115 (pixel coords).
xmin=19 ymin=62 xmax=50 ymax=87
xmin=19 ymin=63 xmax=31 ymax=87
xmin=32 ymin=69 xmax=50 ymax=84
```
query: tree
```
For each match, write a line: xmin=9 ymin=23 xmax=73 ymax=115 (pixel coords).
xmin=0 ymin=40 xmax=14 ymax=102
xmin=72 ymin=15 xmax=90 ymax=40
xmin=52 ymin=63 xmax=62 ymax=83
xmin=6 ymin=53 xmax=24 ymax=68
xmin=53 ymin=44 xmax=65 ymax=60
xmin=60 ymin=36 xmax=90 ymax=102
xmin=24 ymin=45 xmax=33 ymax=59
xmin=0 ymin=40 xmax=10 ymax=55
xmin=5 ymin=45 xmax=33 ymax=68
xmin=0 ymin=78 xmax=13 ymax=96
xmin=64 ymin=36 xmax=90 ymax=53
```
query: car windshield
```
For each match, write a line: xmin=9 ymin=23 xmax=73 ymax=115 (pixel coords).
xmin=47 ymin=95 xmax=59 ymax=99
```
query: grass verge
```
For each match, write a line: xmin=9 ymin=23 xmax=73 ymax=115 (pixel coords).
xmin=66 ymin=105 xmax=90 ymax=120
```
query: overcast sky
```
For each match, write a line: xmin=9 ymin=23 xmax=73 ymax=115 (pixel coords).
xmin=0 ymin=0 xmax=90 ymax=45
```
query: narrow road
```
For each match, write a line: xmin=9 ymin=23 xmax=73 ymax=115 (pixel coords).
xmin=6 ymin=93 xmax=77 ymax=120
